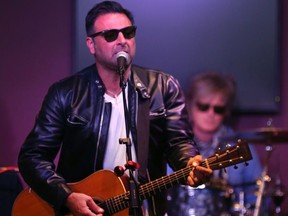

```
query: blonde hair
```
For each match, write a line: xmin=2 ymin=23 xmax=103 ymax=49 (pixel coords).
xmin=186 ymin=72 xmax=236 ymax=110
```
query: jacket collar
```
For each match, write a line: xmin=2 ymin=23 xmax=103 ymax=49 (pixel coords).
xmin=90 ymin=63 xmax=151 ymax=99
xmin=131 ymin=65 xmax=150 ymax=99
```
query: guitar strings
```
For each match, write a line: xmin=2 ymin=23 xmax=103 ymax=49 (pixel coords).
xmin=100 ymin=191 xmax=130 ymax=214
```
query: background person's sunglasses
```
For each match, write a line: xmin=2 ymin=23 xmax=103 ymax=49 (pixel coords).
xmin=89 ymin=26 xmax=137 ymax=42
xmin=196 ymin=102 xmax=226 ymax=115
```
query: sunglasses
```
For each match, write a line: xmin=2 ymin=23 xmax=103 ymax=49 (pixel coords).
xmin=195 ymin=102 xmax=227 ymax=115
xmin=89 ymin=26 xmax=137 ymax=42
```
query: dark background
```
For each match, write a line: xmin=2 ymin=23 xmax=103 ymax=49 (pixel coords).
xmin=74 ymin=0 xmax=281 ymax=113
xmin=0 ymin=0 xmax=287 ymax=214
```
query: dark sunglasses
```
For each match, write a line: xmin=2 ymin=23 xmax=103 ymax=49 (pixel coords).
xmin=89 ymin=26 xmax=137 ymax=42
xmin=195 ymin=102 xmax=227 ymax=115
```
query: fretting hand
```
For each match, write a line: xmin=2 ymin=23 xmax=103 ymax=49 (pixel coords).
xmin=186 ymin=155 xmax=213 ymax=187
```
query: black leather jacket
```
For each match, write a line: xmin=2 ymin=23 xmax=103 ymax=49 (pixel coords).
xmin=18 ymin=64 xmax=198 ymax=215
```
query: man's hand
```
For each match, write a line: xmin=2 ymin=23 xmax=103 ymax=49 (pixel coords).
xmin=65 ymin=192 xmax=104 ymax=216
xmin=186 ymin=155 xmax=213 ymax=187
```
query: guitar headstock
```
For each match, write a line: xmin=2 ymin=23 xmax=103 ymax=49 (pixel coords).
xmin=203 ymin=139 xmax=253 ymax=170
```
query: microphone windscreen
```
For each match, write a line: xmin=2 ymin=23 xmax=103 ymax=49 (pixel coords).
xmin=116 ymin=51 xmax=129 ymax=63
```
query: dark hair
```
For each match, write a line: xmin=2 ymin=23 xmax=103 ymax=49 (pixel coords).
xmin=85 ymin=1 xmax=135 ymax=36
xmin=186 ymin=72 xmax=236 ymax=110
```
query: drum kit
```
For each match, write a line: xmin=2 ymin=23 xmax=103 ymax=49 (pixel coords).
xmin=219 ymin=126 xmax=288 ymax=216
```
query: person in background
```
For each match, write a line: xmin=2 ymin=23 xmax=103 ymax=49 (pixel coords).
xmin=17 ymin=1 xmax=212 ymax=216
xmin=167 ymin=72 xmax=263 ymax=216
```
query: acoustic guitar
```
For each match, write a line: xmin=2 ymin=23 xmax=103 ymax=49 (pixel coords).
xmin=12 ymin=140 xmax=252 ymax=216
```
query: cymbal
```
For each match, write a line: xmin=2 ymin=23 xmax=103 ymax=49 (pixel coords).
xmin=220 ymin=127 xmax=288 ymax=144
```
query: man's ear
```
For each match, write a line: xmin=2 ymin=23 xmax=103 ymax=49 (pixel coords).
xmin=86 ymin=37 xmax=96 ymax=55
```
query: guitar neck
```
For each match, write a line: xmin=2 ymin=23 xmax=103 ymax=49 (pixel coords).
xmin=139 ymin=165 xmax=191 ymax=200
xmin=139 ymin=141 xmax=252 ymax=199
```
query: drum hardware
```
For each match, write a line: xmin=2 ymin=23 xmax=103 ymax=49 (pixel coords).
xmin=231 ymin=191 xmax=246 ymax=216
xmin=253 ymin=166 xmax=271 ymax=216
xmin=271 ymin=176 xmax=286 ymax=215
xmin=219 ymin=122 xmax=288 ymax=216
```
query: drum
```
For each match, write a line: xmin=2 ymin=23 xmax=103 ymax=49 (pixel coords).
xmin=166 ymin=180 xmax=234 ymax=216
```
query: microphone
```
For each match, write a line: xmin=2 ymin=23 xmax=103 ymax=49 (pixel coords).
xmin=116 ymin=51 xmax=129 ymax=75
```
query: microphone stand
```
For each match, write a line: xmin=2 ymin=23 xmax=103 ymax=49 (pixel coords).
xmin=118 ymin=67 xmax=141 ymax=216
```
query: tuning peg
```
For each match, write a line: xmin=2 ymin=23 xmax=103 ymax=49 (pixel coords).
xmin=217 ymin=147 xmax=222 ymax=152
xmin=225 ymin=143 xmax=231 ymax=148
xmin=244 ymin=162 xmax=249 ymax=166
xmin=234 ymin=165 xmax=238 ymax=169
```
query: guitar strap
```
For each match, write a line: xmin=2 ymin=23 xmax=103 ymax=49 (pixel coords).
xmin=134 ymin=68 xmax=150 ymax=180
xmin=133 ymin=67 xmax=159 ymax=215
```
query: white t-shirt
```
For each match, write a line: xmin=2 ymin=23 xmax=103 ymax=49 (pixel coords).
xmin=102 ymin=87 xmax=137 ymax=173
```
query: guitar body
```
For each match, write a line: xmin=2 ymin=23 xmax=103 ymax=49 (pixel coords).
xmin=12 ymin=170 xmax=129 ymax=216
